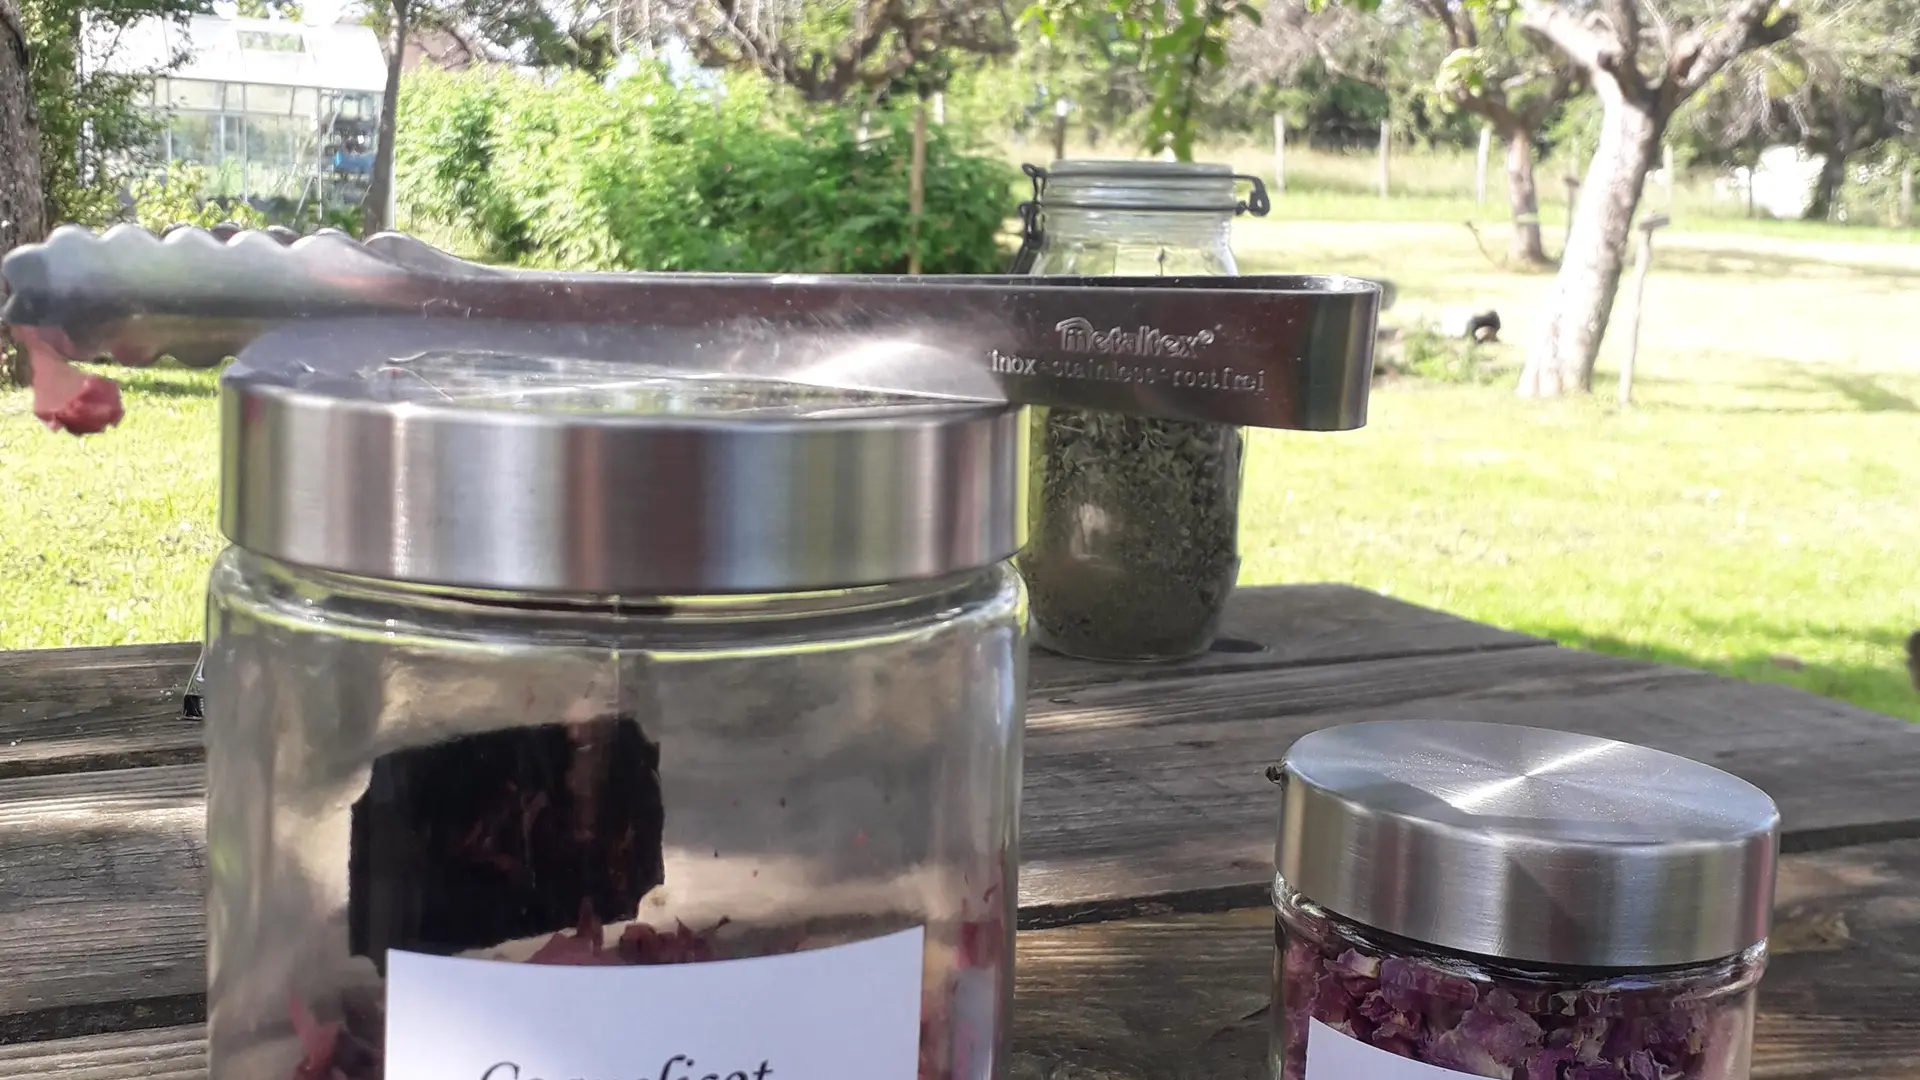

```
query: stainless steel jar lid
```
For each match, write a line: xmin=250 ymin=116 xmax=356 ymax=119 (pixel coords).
xmin=1272 ymin=719 xmax=1780 ymax=969
xmin=218 ymin=319 xmax=1024 ymax=596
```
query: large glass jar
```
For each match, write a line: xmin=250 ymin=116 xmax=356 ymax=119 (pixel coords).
xmin=1267 ymin=720 xmax=1779 ymax=1080
xmin=1015 ymin=160 xmax=1270 ymax=662
xmin=199 ymin=325 xmax=1027 ymax=1080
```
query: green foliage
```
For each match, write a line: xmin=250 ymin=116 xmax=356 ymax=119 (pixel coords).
xmin=22 ymin=0 xmax=199 ymax=227
xmin=236 ymin=0 xmax=303 ymax=17
xmin=128 ymin=161 xmax=265 ymax=232
xmin=1020 ymin=0 xmax=1258 ymax=160
xmin=396 ymin=66 xmax=1017 ymax=274
xmin=1679 ymin=0 xmax=1920 ymax=192
xmin=1397 ymin=321 xmax=1503 ymax=384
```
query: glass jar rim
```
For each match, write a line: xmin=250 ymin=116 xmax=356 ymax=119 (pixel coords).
xmin=1033 ymin=159 xmax=1266 ymax=215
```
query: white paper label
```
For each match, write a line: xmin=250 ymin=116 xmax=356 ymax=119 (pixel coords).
xmin=386 ymin=926 xmax=926 ymax=1080
xmin=1306 ymin=1019 xmax=1479 ymax=1079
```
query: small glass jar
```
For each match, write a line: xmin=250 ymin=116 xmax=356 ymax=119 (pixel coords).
xmin=1267 ymin=720 xmax=1779 ymax=1080
xmin=1014 ymin=159 xmax=1270 ymax=663
xmin=199 ymin=326 xmax=1026 ymax=1080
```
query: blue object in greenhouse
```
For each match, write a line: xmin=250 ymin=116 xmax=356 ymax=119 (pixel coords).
xmin=333 ymin=151 xmax=374 ymax=176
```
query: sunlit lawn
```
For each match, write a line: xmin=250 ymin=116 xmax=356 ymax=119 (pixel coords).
xmin=3 ymin=198 xmax=1917 ymax=721
xmin=1236 ymin=214 xmax=1920 ymax=722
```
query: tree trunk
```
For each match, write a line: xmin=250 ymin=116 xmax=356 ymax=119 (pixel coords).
xmin=1518 ymin=86 xmax=1663 ymax=398
xmin=1501 ymin=122 xmax=1547 ymax=266
xmin=1806 ymin=143 xmax=1846 ymax=222
xmin=0 ymin=0 xmax=47 ymax=388
xmin=364 ymin=0 xmax=409 ymax=237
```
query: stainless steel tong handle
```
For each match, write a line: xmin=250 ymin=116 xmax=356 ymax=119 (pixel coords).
xmin=2 ymin=224 xmax=1381 ymax=431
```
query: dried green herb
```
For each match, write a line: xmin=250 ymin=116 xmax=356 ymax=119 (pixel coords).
xmin=1020 ymin=406 xmax=1243 ymax=661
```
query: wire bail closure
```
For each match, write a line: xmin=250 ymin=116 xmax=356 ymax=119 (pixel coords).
xmin=1008 ymin=163 xmax=1272 ymax=273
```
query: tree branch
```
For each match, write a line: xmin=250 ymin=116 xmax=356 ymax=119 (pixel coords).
xmin=1412 ymin=0 xmax=1462 ymax=49
xmin=1519 ymin=1 xmax=1623 ymax=81
xmin=688 ymin=0 xmax=1017 ymax=101
xmin=1312 ymin=33 xmax=1388 ymax=91
xmin=1598 ymin=0 xmax=1640 ymax=60
xmin=1454 ymin=86 xmax=1518 ymax=129
xmin=1517 ymin=62 xmax=1581 ymax=128
xmin=1668 ymin=0 xmax=1797 ymax=98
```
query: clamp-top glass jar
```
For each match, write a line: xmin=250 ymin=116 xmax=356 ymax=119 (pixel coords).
xmin=1013 ymin=160 xmax=1271 ymax=662
xmin=1269 ymin=720 xmax=1779 ymax=1080
xmin=199 ymin=322 xmax=1026 ymax=1080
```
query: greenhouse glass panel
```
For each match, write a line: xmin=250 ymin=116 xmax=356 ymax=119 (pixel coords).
xmin=237 ymin=29 xmax=304 ymax=52
xmin=169 ymin=79 xmax=224 ymax=111
xmin=245 ymin=114 xmax=310 ymax=180
xmin=171 ymin=114 xmax=217 ymax=165
xmin=247 ymin=83 xmax=296 ymax=116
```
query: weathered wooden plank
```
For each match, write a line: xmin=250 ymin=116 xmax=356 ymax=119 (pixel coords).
xmin=1011 ymin=839 xmax=1920 ymax=1080
xmin=1027 ymin=583 xmax=1543 ymax=690
xmin=0 ymin=643 xmax=199 ymax=683
xmin=0 ymin=643 xmax=201 ymax=779
xmin=0 ymin=1023 xmax=207 ymax=1080
xmin=0 ymin=768 xmax=205 ymax=1027
xmin=8 ymin=839 xmax=1920 ymax=1078
xmin=5 ymin=643 xmax=1919 ymax=1030
xmin=1019 ymin=644 xmax=1920 ymax=915
xmin=0 ymin=586 xmax=1538 ymax=779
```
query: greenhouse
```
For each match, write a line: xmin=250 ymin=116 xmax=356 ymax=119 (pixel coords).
xmin=102 ymin=15 xmax=388 ymax=214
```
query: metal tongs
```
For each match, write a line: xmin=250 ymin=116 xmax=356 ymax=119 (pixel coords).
xmin=2 ymin=224 xmax=1380 ymax=430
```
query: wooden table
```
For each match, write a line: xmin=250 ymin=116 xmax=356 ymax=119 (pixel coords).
xmin=3 ymin=584 xmax=1919 ymax=1079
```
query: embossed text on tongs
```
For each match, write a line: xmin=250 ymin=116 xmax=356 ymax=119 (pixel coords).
xmin=2 ymin=224 xmax=1379 ymax=431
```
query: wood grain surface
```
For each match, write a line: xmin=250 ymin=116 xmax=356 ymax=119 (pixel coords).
xmin=7 ymin=837 xmax=1918 ymax=1078
xmin=1 ymin=584 xmax=1915 ymax=1077
xmin=0 ymin=586 xmax=1539 ymax=779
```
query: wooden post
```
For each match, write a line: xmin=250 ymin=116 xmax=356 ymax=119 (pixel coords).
xmin=1052 ymin=99 xmax=1069 ymax=162
xmin=1475 ymin=125 xmax=1490 ymax=204
xmin=1273 ymin=113 xmax=1287 ymax=195
xmin=1377 ymin=119 xmax=1390 ymax=198
xmin=1900 ymin=161 xmax=1913 ymax=227
xmin=1619 ymin=213 xmax=1670 ymax=408
xmin=908 ymin=100 xmax=928 ymax=275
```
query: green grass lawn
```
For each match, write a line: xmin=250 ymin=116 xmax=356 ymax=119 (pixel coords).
xmin=3 ymin=200 xmax=1918 ymax=721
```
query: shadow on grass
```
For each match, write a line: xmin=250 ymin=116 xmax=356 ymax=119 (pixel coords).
xmin=1654 ymin=246 xmax=1920 ymax=284
xmin=1808 ymin=372 xmax=1917 ymax=412
xmin=116 ymin=368 xmax=222 ymax=401
xmin=1520 ymin=621 xmax=1918 ymax=723
xmin=120 ymin=379 xmax=218 ymax=401
xmin=1596 ymin=366 xmax=1920 ymax=416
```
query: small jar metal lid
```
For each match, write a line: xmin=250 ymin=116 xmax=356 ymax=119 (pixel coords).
xmin=1272 ymin=719 xmax=1780 ymax=969
xmin=217 ymin=319 xmax=1024 ymax=596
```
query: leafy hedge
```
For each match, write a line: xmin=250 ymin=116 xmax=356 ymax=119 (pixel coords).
xmin=396 ymin=65 xmax=1018 ymax=274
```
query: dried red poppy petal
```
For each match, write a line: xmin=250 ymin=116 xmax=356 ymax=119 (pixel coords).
xmin=288 ymin=908 xmax=1007 ymax=1080
xmin=31 ymin=368 xmax=123 ymax=435
xmin=287 ymin=994 xmax=345 ymax=1080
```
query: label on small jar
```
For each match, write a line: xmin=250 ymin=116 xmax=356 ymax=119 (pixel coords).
xmin=385 ymin=926 xmax=925 ymax=1080
xmin=1307 ymin=1019 xmax=1480 ymax=1079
